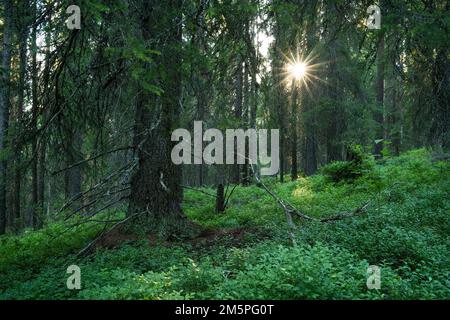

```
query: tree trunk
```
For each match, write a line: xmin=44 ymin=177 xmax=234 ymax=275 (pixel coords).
xmin=233 ymin=61 xmax=243 ymax=184
xmin=272 ymin=14 xmax=286 ymax=183
xmin=326 ymin=39 xmax=343 ymax=162
xmin=196 ymin=92 xmax=205 ymax=187
xmin=241 ymin=18 xmax=258 ymax=186
xmin=388 ymin=52 xmax=403 ymax=157
xmin=302 ymin=93 xmax=318 ymax=176
xmin=247 ymin=62 xmax=258 ymax=182
xmin=31 ymin=0 xmax=40 ymax=228
xmin=374 ymin=35 xmax=385 ymax=158
xmin=241 ymin=62 xmax=250 ymax=186
xmin=431 ymin=47 xmax=450 ymax=149
xmin=11 ymin=1 xmax=29 ymax=229
xmin=0 ymin=0 xmax=13 ymax=234
xmin=304 ymin=130 xmax=317 ymax=176
xmin=300 ymin=8 xmax=318 ymax=177
xmin=36 ymin=139 xmax=46 ymax=229
xmin=215 ymin=184 xmax=225 ymax=213
xmin=127 ymin=0 xmax=194 ymax=238
xmin=290 ymin=79 xmax=299 ymax=180
xmin=34 ymin=8 xmax=53 ymax=229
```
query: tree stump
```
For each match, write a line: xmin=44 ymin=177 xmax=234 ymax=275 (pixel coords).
xmin=215 ymin=184 xmax=225 ymax=213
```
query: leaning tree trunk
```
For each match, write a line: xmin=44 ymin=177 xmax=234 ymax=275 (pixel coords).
xmin=0 ymin=0 xmax=13 ymax=235
xmin=127 ymin=0 xmax=194 ymax=238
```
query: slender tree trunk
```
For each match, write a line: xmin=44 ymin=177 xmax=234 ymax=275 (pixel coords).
xmin=193 ymin=1 xmax=210 ymax=186
xmin=36 ymin=140 xmax=46 ymax=229
xmin=374 ymin=35 xmax=385 ymax=158
xmin=196 ymin=81 xmax=205 ymax=187
xmin=278 ymin=106 xmax=286 ymax=182
xmin=387 ymin=52 xmax=403 ymax=156
xmin=301 ymin=93 xmax=318 ymax=176
xmin=290 ymin=79 xmax=299 ymax=180
xmin=31 ymin=0 xmax=40 ymax=228
xmin=0 ymin=0 xmax=13 ymax=234
xmin=304 ymin=130 xmax=317 ymax=176
xmin=35 ymin=8 xmax=53 ymax=229
xmin=197 ymin=125 xmax=204 ymax=187
xmin=12 ymin=1 xmax=29 ymax=229
xmin=233 ymin=61 xmax=243 ymax=184
xmin=326 ymin=39 xmax=343 ymax=162
xmin=242 ymin=62 xmax=250 ymax=186
xmin=390 ymin=80 xmax=400 ymax=156
xmin=272 ymin=15 xmax=286 ymax=183
xmin=431 ymin=47 xmax=450 ymax=149
xmin=301 ymin=8 xmax=318 ymax=176
xmin=215 ymin=184 xmax=225 ymax=213
xmin=248 ymin=62 xmax=258 ymax=181
xmin=241 ymin=17 xmax=258 ymax=185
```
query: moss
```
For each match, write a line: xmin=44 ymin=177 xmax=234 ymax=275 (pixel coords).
xmin=0 ymin=149 xmax=448 ymax=300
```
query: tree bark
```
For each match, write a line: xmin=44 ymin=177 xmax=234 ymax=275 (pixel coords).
xmin=127 ymin=0 xmax=194 ymax=238
xmin=0 ymin=0 xmax=13 ymax=234
xmin=215 ymin=184 xmax=225 ymax=213
xmin=233 ymin=61 xmax=243 ymax=184
xmin=290 ymin=79 xmax=299 ymax=180
xmin=300 ymin=7 xmax=318 ymax=176
xmin=431 ymin=47 xmax=450 ymax=149
xmin=374 ymin=35 xmax=385 ymax=158
xmin=241 ymin=61 xmax=251 ymax=186
xmin=326 ymin=38 xmax=343 ymax=162
xmin=31 ymin=0 xmax=40 ymax=228
xmin=272 ymin=11 xmax=287 ymax=183
xmin=11 ymin=0 xmax=30 ymax=229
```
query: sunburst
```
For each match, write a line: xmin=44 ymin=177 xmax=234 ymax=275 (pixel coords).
xmin=280 ymin=47 xmax=326 ymax=95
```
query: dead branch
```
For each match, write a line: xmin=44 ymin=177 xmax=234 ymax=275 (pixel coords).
xmin=181 ymin=185 xmax=217 ymax=198
xmin=58 ymin=162 xmax=135 ymax=215
xmin=224 ymin=184 xmax=238 ymax=209
xmin=248 ymin=161 xmax=370 ymax=227
xmin=76 ymin=210 xmax=144 ymax=257
xmin=52 ymin=146 xmax=133 ymax=176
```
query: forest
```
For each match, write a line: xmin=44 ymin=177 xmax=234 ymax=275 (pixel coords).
xmin=0 ymin=0 xmax=449 ymax=301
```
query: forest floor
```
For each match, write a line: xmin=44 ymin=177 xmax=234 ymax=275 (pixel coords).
xmin=0 ymin=149 xmax=449 ymax=299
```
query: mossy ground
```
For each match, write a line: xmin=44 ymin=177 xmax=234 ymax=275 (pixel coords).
xmin=0 ymin=149 xmax=448 ymax=299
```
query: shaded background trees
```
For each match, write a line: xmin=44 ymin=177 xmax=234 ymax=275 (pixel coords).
xmin=0 ymin=0 xmax=448 ymax=235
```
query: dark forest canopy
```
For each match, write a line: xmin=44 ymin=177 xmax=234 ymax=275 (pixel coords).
xmin=0 ymin=0 xmax=448 ymax=235
xmin=0 ymin=0 xmax=449 ymax=302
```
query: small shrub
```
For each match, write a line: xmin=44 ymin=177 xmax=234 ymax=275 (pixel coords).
xmin=321 ymin=145 xmax=374 ymax=183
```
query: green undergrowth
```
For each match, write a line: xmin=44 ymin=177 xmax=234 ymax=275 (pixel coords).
xmin=0 ymin=149 xmax=448 ymax=299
